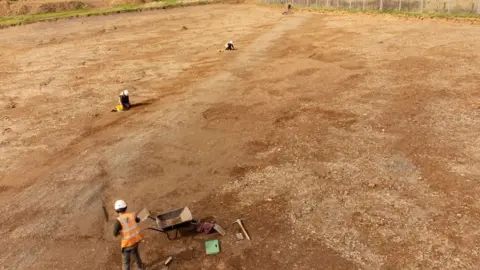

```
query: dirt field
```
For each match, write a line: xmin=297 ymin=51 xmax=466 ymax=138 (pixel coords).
xmin=1 ymin=3 xmax=479 ymax=269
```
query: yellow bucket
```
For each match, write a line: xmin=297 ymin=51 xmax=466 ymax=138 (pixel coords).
xmin=116 ymin=105 xmax=124 ymax=112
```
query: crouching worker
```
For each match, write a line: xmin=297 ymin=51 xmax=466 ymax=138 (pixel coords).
xmin=225 ymin=40 xmax=235 ymax=51
xmin=282 ymin=4 xmax=292 ymax=15
xmin=113 ymin=200 xmax=145 ymax=270
xmin=113 ymin=90 xmax=131 ymax=112
xmin=119 ymin=90 xmax=131 ymax=110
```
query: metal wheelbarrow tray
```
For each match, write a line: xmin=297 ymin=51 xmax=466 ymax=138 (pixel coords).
xmin=148 ymin=207 xmax=197 ymax=240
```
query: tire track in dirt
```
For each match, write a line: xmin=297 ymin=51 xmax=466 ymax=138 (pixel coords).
xmin=164 ymin=14 xmax=311 ymax=106
xmin=191 ymin=15 xmax=480 ymax=270
xmin=10 ymin=13 xmax=309 ymax=190
xmin=109 ymin=13 xmax=312 ymax=206
xmin=0 ymin=13 xmax=310 ymax=269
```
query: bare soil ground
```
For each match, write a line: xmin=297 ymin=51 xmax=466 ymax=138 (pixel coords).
xmin=1 ymin=4 xmax=479 ymax=269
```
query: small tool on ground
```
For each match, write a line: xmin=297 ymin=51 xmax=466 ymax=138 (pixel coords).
xmin=233 ymin=218 xmax=251 ymax=240
xmin=213 ymin=224 xmax=226 ymax=236
xmin=235 ymin=233 xmax=244 ymax=240
xmin=164 ymin=256 xmax=173 ymax=266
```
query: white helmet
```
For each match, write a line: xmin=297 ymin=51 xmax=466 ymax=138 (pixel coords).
xmin=114 ymin=200 xmax=127 ymax=211
xmin=123 ymin=90 xmax=129 ymax=96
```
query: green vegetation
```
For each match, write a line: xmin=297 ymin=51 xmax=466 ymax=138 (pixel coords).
xmin=0 ymin=0 xmax=234 ymax=28
xmin=345 ymin=7 xmax=480 ymax=19
xmin=160 ymin=0 xmax=179 ymax=4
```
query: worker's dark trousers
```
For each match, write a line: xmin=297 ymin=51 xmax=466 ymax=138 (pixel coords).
xmin=122 ymin=243 xmax=144 ymax=270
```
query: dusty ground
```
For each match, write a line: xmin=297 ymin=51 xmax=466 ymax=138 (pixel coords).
xmin=1 ymin=3 xmax=480 ymax=269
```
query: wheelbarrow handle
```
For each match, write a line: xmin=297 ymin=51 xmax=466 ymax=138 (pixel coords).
xmin=145 ymin=227 xmax=164 ymax=233
xmin=145 ymin=227 xmax=179 ymax=240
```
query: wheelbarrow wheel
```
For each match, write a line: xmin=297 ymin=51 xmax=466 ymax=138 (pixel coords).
xmin=165 ymin=229 xmax=180 ymax=240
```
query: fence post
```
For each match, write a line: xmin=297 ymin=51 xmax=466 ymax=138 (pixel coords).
xmin=336 ymin=0 xmax=339 ymax=8
xmin=380 ymin=0 xmax=383 ymax=10
xmin=399 ymin=0 xmax=402 ymax=10
xmin=477 ymin=0 xmax=480 ymax=13
xmin=363 ymin=0 xmax=365 ymax=9
xmin=420 ymin=0 xmax=423 ymax=12
xmin=349 ymin=0 xmax=352 ymax=8
xmin=448 ymin=0 xmax=451 ymax=13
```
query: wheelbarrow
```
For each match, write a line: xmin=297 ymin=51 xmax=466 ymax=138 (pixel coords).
xmin=140 ymin=206 xmax=198 ymax=240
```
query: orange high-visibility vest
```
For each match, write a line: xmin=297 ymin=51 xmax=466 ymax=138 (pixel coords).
xmin=117 ymin=213 xmax=142 ymax=248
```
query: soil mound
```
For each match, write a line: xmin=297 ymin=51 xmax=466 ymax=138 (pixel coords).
xmin=5 ymin=1 xmax=88 ymax=16
xmin=36 ymin=1 xmax=87 ymax=13
xmin=0 ymin=0 xmax=10 ymax=16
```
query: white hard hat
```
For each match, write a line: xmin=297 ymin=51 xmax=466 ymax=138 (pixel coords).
xmin=114 ymin=200 xmax=127 ymax=211
xmin=123 ymin=90 xmax=129 ymax=96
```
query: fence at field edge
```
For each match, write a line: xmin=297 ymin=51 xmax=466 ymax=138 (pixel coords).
xmin=262 ymin=0 xmax=480 ymax=15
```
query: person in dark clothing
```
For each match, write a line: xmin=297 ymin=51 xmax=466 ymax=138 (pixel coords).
xmin=225 ymin=41 xmax=235 ymax=50
xmin=119 ymin=90 xmax=131 ymax=110
xmin=113 ymin=200 xmax=144 ymax=270
xmin=283 ymin=4 xmax=293 ymax=14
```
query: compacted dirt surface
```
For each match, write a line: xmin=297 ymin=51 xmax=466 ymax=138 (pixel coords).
xmin=1 ymin=4 xmax=480 ymax=269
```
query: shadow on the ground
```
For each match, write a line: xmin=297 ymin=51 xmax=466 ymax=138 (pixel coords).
xmin=131 ymin=102 xmax=151 ymax=108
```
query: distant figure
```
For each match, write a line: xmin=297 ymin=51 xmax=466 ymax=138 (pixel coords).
xmin=225 ymin=41 xmax=235 ymax=51
xmin=113 ymin=90 xmax=131 ymax=112
xmin=283 ymin=4 xmax=292 ymax=15
xmin=119 ymin=90 xmax=131 ymax=110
